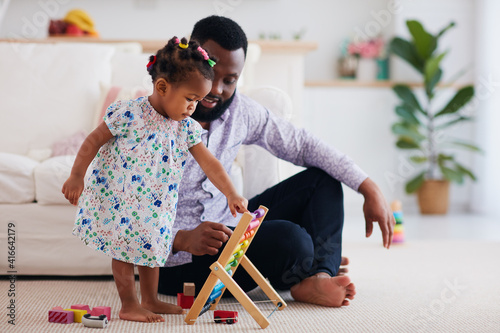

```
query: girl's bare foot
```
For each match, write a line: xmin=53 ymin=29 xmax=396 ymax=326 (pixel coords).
xmin=290 ymin=273 xmax=356 ymax=307
xmin=142 ymin=299 xmax=185 ymax=315
xmin=119 ymin=303 xmax=165 ymax=322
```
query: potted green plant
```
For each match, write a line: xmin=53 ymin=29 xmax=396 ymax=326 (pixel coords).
xmin=389 ymin=20 xmax=480 ymax=214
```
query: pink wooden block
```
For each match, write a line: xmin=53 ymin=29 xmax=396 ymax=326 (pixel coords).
xmin=48 ymin=310 xmax=74 ymax=324
xmin=91 ymin=306 xmax=111 ymax=320
xmin=71 ymin=304 xmax=91 ymax=313
xmin=51 ymin=306 xmax=64 ymax=311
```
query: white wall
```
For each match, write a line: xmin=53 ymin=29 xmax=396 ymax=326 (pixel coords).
xmin=1 ymin=0 xmax=481 ymax=214
xmin=1 ymin=0 xmax=390 ymax=81
xmin=471 ymin=0 xmax=500 ymax=217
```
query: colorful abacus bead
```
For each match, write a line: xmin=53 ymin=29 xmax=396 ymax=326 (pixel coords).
xmin=254 ymin=208 xmax=265 ymax=218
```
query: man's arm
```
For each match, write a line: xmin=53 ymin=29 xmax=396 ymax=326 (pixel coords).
xmin=242 ymin=96 xmax=393 ymax=247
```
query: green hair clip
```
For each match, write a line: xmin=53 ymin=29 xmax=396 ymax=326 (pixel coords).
xmin=207 ymin=59 xmax=216 ymax=67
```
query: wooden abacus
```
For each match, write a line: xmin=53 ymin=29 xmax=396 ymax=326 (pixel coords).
xmin=184 ymin=206 xmax=287 ymax=329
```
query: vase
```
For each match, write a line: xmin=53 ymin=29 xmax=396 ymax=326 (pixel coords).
xmin=356 ymin=58 xmax=377 ymax=81
xmin=376 ymin=58 xmax=389 ymax=80
xmin=338 ymin=56 xmax=358 ymax=79
xmin=417 ymin=180 xmax=450 ymax=214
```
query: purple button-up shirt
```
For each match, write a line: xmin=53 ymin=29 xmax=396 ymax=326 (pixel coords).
xmin=165 ymin=92 xmax=368 ymax=266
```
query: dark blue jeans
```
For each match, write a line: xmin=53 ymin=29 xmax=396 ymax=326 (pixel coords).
xmin=158 ymin=168 xmax=344 ymax=296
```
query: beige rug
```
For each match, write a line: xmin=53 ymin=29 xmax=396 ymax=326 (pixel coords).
xmin=1 ymin=240 xmax=499 ymax=333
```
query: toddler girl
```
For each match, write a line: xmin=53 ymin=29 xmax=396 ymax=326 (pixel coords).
xmin=62 ymin=37 xmax=248 ymax=323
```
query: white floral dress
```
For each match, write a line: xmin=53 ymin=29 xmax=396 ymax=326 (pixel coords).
xmin=73 ymin=97 xmax=202 ymax=267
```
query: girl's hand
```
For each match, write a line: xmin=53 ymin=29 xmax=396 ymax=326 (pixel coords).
xmin=227 ymin=193 xmax=249 ymax=217
xmin=62 ymin=175 xmax=84 ymax=206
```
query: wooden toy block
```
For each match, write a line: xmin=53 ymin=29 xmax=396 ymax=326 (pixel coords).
xmin=71 ymin=304 xmax=91 ymax=313
xmin=64 ymin=308 xmax=87 ymax=323
xmin=91 ymin=306 xmax=112 ymax=320
xmin=51 ymin=306 xmax=64 ymax=311
xmin=177 ymin=293 xmax=194 ymax=309
xmin=183 ymin=282 xmax=196 ymax=296
xmin=48 ymin=310 xmax=74 ymax=324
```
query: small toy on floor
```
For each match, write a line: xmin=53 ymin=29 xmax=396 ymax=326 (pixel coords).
xmin=177 ymin=293 xmax=195 ymax=309
xmin=184 ymin=282 xmax=196 ymax=296
xmin=48 ymin=304 xmax=111 ymax=325
xmin=214 ymin=310 xmax=238 ymax=324
xmin=64 ymin=308 xmax=87 ymax=322
xmin=391 ymin=200 xmax=405 ymax=243
xmin=91 ymin=306 xmax=112 ymax=320
xmin=82 ymin=314 xmax=109 ymax=329
xmin=48 ymin=310 xmax=74 ymax=324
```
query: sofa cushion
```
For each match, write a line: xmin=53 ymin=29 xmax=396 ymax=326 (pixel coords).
xmin=0 ymin=42 xmax=115 ymax=154
xmin=93 ymin=84 xmax=149 ymax=129
xmin=0 ymin=152 xmax=39 ymax=203
xmin=34 ymin=155 xmax=75 ymax=205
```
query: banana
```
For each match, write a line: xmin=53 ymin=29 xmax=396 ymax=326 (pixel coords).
xmin=63 ymin=9 xmax=96 ymax=33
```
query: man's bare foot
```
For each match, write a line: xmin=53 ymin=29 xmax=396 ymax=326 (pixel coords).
xmin=142 ymin=299 xmax=185 ymax=315
xmin=337 ymin=257 xmax=350 ymax=276
xmin=119 ymin=303 xmax=165 ymax=322
xmin=290 ymin=273 xmax=356 ymax=307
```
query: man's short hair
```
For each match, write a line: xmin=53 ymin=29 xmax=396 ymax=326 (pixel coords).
xmin=191 ymin=16 xmax=248 ymax=57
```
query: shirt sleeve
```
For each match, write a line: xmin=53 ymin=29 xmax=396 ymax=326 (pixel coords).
xmin=185 ymin=118 xmax=203 ymax=149
xmin=243 ymin=100 xmax=369 ymax=192
xmin=103 ymin=100 xmax=136 ymax=137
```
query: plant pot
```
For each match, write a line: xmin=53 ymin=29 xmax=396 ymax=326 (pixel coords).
xmin=417 ymin=180 xmax=450 ymax=214
xmin=356 ymin=58 xmax=377 ymax=81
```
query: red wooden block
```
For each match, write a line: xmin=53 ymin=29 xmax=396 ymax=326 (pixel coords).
xmin=177 ymin=293 xmax=194 ymax=309
xmin=48 ymin=310 xmax=74 ymax=324
xmin=71 ymin=304 xmax=91 ymax=313
xmin=91 ymin=306 xmax=111 ymax=320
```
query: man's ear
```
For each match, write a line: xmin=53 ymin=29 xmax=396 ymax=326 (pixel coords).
xmin=155 ymin=78 xmax=170 ymax=96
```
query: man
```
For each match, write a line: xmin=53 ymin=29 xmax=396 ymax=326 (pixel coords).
xmin=158 ymin=16 xmax=395 ymax=307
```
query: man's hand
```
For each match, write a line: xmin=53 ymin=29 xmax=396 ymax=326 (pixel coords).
xmin=173 ymin=222 xmax=233 ymax=256
xmin=358 ymin=178 xmax=395 ymax=249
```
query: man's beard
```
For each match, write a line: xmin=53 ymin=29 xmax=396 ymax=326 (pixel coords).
xmin=191 ymin=91 xmax=236 ymax=123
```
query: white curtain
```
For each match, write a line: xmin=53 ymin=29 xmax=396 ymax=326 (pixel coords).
xmin=472 ymin=0 xmax=500 ymax=216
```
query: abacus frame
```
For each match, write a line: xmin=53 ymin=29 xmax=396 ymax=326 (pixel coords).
xmin=184 ymin=205 xmax=287 ymax=329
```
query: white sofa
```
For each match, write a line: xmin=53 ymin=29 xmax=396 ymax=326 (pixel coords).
xmin=0 ymin=41 xmax=293 ymax=275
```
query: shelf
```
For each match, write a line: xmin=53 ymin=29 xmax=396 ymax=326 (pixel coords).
xmin=0 ymin=37 xmax=318 ymax=54
xmin=305 ymin=80 xmax=472 ymax=89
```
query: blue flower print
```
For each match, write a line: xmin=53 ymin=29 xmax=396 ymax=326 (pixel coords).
xmin=147 ymin=133 xmax=156 ymax=141
xmin=144 ymin=243 xmax=152 ymax=250
xmin=96 ymin=176 xmax=107 ymax=185
xmin=123 ymin=111 xmax=134 ymax=120
xmin=162 ymin=155 xmax=168 ymax=162
xmin=82 ymin=218 xmax=91 ymax=226
xmin=154 ymin=200 xmax=162 ymax=207
xmin=120 ymin=217 xmax=130 ymax=225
